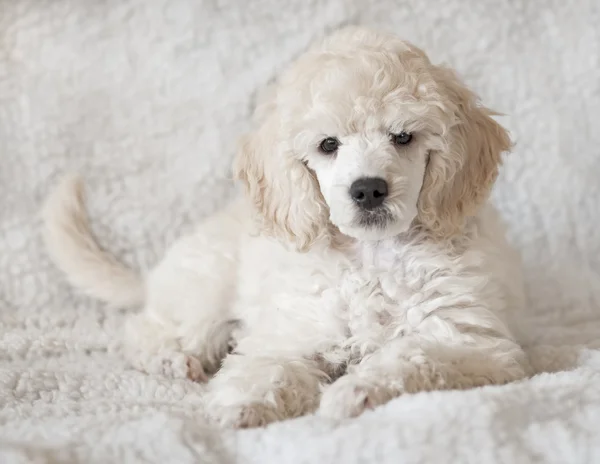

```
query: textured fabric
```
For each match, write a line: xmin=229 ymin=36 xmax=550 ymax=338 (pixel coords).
xmin=1 ymin=0 xmax=599 ymax=462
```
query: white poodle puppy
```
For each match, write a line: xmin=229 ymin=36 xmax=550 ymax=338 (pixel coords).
xmin=43 ymin=26 xmax=531 ymax=428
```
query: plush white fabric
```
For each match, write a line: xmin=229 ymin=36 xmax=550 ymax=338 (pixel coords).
xmin=1 ymin=0 xmax=599 ymax=462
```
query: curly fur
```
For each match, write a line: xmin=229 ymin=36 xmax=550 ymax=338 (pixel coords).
xmin=42 ymin=26 xmax=530 ymax=428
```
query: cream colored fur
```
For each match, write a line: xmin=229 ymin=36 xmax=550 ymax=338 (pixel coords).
xmin=42 ymin=27 xmax=530 ymax=428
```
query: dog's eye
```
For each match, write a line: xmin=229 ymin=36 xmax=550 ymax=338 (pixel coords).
xmin=391 ymin=131 xmax=413 ymax=145
xmin=319 ymin=137 xmax=340 ymax=154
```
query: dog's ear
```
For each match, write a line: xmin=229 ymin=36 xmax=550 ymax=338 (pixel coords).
xmin=234 ymin=98 xmax=329 ymax=251
xmin=417 ymin=68 xmax=512 ymax=239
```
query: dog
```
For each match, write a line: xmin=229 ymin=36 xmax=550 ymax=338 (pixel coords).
xmin=43 ymin=26 xmax=531 ymax=428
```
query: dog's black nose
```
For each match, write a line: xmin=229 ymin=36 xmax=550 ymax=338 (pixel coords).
xmin=350 ymin=177 xmax=388 ymax=210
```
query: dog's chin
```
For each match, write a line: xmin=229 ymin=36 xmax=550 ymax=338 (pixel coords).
xmin=335 ymin=213 xmax=413 ymax=242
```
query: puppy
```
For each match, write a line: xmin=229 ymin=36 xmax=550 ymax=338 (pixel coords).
xmin=43 ymin=26 xmax=531 ymax=428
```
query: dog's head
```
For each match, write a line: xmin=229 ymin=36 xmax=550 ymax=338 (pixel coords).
xmin=235 ymin=27 xmax=511 ymax=250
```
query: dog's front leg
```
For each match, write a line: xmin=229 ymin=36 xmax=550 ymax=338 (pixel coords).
xmin=319 ymin=333 xmax=529 ymax=420
xmin=204 ymin=350 xmax=328 ymax=428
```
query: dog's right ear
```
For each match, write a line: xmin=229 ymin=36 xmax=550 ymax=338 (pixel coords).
xmin=233 ymin=97 xmax=329 ymax=251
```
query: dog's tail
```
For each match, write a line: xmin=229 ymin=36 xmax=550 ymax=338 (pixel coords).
xmin=42 ymin=174 xmax=145 ymax=308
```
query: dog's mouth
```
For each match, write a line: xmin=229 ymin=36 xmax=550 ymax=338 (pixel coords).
xmin=334 ymin=205 xmax=404 ymax=241
xmin=355 ymin=206 xmax=394 ymax=229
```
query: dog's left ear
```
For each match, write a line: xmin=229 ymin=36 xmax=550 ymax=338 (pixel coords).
xmin=417 ymin=68 xmax=512 ymax=239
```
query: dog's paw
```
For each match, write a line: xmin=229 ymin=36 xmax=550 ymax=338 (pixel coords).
xmin=157 ymin=352 xmax=208 ymax=382
xmin=184 ymin=355 xmax=209 ymax=382
xmin=318 ymin=375 xmax=382 ymax=420
xmin=131 ymin=350 xmax=209 ymax=382
xmin=204 ymin=397 xmax=282 ymax=428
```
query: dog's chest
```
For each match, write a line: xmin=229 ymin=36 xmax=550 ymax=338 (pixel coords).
xmin=338 ymin=241 xmax=421 ymax=341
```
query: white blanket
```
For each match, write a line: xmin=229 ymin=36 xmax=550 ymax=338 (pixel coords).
xmin=1 ymin=0 xmax=599 ymax=462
